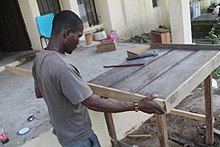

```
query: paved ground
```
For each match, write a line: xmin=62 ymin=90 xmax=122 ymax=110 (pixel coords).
xmin=0 ymin=42 xmax=141 ymax=147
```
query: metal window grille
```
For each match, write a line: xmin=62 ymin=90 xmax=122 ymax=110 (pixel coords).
xmin=77 ymin=0 xmax=99 ymax=26
xmin=37 ymin=0 xmax=61 ymax=15
xmin=152 ymin=0 xmax=158 ymax=7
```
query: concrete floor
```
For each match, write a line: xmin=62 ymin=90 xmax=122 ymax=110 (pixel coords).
xmin=0 ymin=42 xmax=146 ymax=147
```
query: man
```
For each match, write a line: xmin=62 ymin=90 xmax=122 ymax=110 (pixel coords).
xmin=32 ymin=10 xmax=166 ymax=147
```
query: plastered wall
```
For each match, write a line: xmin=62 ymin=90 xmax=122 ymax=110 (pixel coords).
xmin=95 ymin=0 xmax=163 ymax=40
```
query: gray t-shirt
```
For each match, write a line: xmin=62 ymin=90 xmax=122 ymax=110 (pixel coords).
xmin=32 ymin=50 xmax=93 ymax=143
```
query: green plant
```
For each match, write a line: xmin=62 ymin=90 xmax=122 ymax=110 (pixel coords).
xmin=208 ymin=27 xmax=217 ymax=39
xmin=212 ymin=66 xmax=220 ymax=79
xmin=94 ymin=27 xmax=104 ymax=33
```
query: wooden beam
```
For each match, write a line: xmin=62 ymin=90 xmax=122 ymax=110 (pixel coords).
xmin=88 ymin=83 xmax=165 ymax=108
xmin=5 ymin=66 xmax=32 ymax=77
xmin=126 ymin=134 xmax=152 ymax=138
xmin=170 ymin=109 xmax=205 ymax=121
xmin=155 ymin=114 xmax=169 ymax=147
xmin=102 ymin=97 xmax=120 ymax=147
xmin=204 ymin=75 xmax=214 ymax=145
xmin=150 ymin=43 xmax=220 ymax=50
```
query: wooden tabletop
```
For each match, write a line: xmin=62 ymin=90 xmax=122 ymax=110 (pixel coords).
xmin=89 ymin=44 xmax=220 ymax=112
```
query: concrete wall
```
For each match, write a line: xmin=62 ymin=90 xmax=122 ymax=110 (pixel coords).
xmin=95 ymin=0 xmax=163 ymax=40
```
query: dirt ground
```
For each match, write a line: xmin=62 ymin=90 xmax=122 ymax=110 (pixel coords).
xmin=121 ymin=79 xmax=220 ymax=147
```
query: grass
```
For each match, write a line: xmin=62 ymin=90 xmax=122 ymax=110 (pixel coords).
xmin=212 ymin=67 xmax=220 ymax=79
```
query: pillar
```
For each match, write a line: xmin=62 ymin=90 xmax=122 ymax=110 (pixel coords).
xmin=168 ymin=0 xmax=192 ymax=44
xmin=18 ymin=0 xmax=41 ymax=50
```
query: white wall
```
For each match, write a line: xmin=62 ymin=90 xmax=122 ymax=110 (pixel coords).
xmin=59 ymin=0 xmax=80 ymax=16
xmin=95 ymin=0 xmax=163 ymax=40
xmin=159 ymin=0 xmax=170 ymax=28
xmin=200 ymin=0 xmax=211 ymax=9
xmin=211 ymin=0 xmax=220 ymax=3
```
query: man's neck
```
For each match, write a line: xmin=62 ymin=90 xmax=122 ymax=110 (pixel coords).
xmin=47 ymin=36 xmax=64 ymax=53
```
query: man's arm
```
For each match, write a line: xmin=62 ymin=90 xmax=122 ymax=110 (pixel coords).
xmin=82 ymin=94 xmax=166 ymax=114
xmin=35 ymin=87 xmax=43 ymax=98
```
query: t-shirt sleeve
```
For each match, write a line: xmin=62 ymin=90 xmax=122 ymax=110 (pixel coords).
xmin=58 ymin=69 xmax=93 ymax=105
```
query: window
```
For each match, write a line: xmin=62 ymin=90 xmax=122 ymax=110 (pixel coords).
xmin=152 ymin=0 xmax=158 ymax=8
xmin=37 ymin=0 xmax=61 ymax=15
xmin=77 ymin=0 xmax=99 ymax=27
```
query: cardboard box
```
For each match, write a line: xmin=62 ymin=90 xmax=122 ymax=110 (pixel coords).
xmin=127 ymin=45 xmax=150 ymax=58
xmin=96 ymin=40 xmax=116 ymax=53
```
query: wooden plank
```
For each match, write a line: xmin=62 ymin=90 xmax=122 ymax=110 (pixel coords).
xmin=102 ymin=97 xmax=120 ymax=147
xmin=151 ymin=43 xmax=220 ymax=50
xmin=155 ymin=114 xmax=169 ymax=147
xmin=127 ymin=45 xmax=150 ymax=58
xmin=5 ymin=65 xmax=32 ymax=77
xmin=169 ymin=109 xmax=206 ymax=121
xmin=137 ymin=50 xmax=220 ymax=112
xmin=126 ymin=134 xmax=152 ymax=138
xmin=112 ymin=50 xmax=194 ymax=93
xmin=89 ymin=49 xmax=170 ymax=87
xmin=204 ymin=75 xmax=214 ymax=145
xmin=88 ymin=83 xmax=165 ymax=108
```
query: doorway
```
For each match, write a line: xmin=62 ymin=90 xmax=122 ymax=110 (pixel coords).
xmin=0 ymin=0 xmax=31 ymax=53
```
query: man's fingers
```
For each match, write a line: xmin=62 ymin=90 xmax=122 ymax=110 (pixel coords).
xmin=146 ymin=94 xmax=159 ymax=100
xmin=149 ymin=101 xmax=166 ymax=114
xmin=139 ymin=97 xmax=166 ymax=114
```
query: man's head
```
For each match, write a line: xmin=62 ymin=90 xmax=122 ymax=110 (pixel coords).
xmin=51 ymin=10 xmax=83 ymax=54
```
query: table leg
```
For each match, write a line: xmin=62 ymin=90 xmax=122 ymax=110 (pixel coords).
xmin=155 ymin=114 xmax=169 ymax=147
xmin=101 ymin=97 xmax=120 ymax=147
xmin=204 ymin=75 xmax=214 ymax=145
xmin=104 ymin=113 xmax=120 ymax=147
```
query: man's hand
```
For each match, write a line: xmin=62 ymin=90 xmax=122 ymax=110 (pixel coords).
xmin=138 ymin=96 xmax=166 ymax=114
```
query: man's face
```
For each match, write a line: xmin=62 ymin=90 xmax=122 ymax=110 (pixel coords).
xmin=64 ymin=23 xmax=83 ymax=54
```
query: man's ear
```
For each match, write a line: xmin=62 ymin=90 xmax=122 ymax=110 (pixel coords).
xmin=64 ymin=28 xmax=71 ymax=39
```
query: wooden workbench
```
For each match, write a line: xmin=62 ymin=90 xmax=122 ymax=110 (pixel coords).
xmin=88 ymin=44 xmax=220 ymax=147
xmin=4 ymin=43 xmax=220 ymax=147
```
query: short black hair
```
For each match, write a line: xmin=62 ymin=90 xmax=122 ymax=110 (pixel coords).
xmin=52 ymin=10 xmax=83 ymax=34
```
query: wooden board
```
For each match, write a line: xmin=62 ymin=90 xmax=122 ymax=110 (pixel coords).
xmin=112 ymin=50 xmax=195 ymax=93
xmin=151 ymin=43 xmax=220 ymax=50
xmin=89 ymin=49 xmax=170 ymax=87
xmin=90 ymin=47 xmax=220 ymax=113
xmin=127 ymin=45 xmax=150 ymax=58
xmin=138 ymin=50 xmax=220 ymax=112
